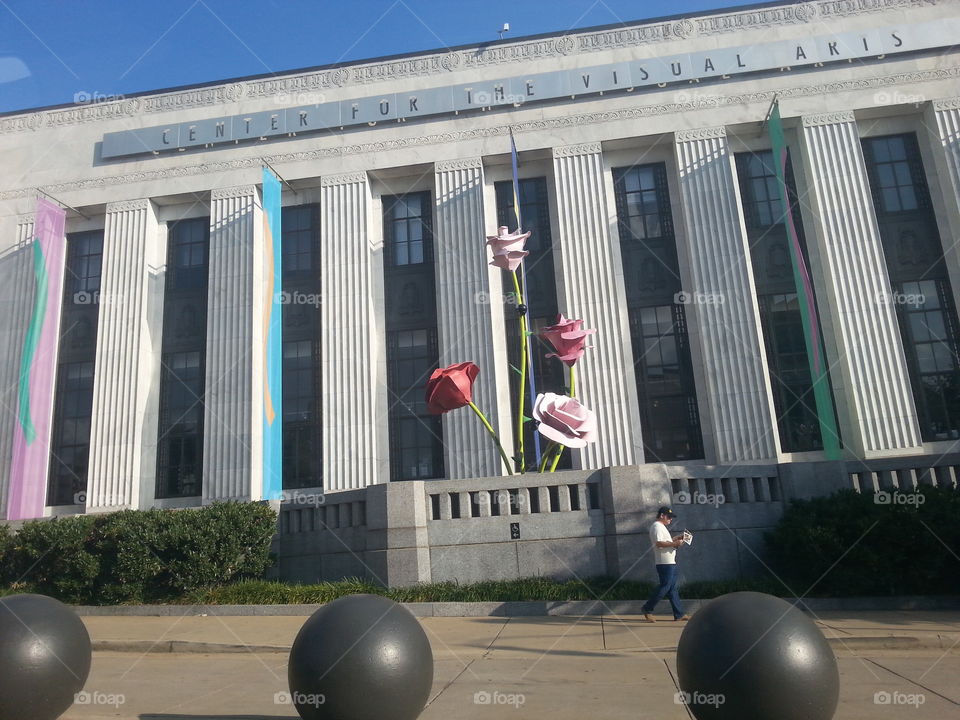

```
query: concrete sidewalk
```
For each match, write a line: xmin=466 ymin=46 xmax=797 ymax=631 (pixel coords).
xmin=59 ymin=609 xmax=960 ymax=719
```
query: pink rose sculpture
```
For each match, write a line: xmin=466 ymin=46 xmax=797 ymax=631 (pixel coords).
xmin=487 ymin=225 xmax=530 ymax=272
xmin=540 ymin=314 xmax=596 ymax=366
xmin=532 ymin=393 xmax=598 ymax=448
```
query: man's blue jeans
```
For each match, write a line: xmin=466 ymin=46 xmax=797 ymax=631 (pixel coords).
xmin=642 ymin=563 xmax=684 ymax=619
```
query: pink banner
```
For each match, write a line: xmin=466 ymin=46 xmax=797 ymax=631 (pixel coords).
xmin=6 ymin=198 xmax=67 ymax=520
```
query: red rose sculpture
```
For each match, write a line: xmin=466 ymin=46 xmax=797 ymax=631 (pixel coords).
xmin=425 ymin=362 xmax=480 ymax=414
xmin=540 ymin=314 xmax=596 ymax=367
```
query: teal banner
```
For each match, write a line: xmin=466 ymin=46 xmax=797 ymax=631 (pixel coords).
xmin=262 ymin=168 xmax=283 ymax=499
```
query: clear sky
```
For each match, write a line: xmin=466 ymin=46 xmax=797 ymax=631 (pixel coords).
xmin=0 ymin=0 xmax=761 ymax=114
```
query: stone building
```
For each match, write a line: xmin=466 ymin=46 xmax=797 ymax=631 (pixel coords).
xmin=1 ymin=0 xmax=959 ymax=585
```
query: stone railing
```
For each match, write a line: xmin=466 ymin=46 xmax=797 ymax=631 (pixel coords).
xmin=847 ymin=453 xmax=960 ymax=493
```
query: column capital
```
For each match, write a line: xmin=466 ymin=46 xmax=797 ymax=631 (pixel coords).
xmin=676 ymin=126 xmax=727 ymax=142
xmin=211 ymin=184 xmax=257 ymax=201
xmin=16 ymin=213 xmax=34 ymax=227
xmin=105 ymin=198 xmax=152 ymax=214
xmin=933 ymin=98 xmax=960 ymax=112
xmin=435 ymin=157 xmax=482 ymax=172
xmin=320 ymin=171 xmax=367 ymax=186
xmin=802 ymin=111 xmax=856 ymax=127
xmin=552 ymin=142 xmax=602 ymax=158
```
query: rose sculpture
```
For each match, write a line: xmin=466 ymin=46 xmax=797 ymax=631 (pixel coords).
xmin=425 ymin=214 xmax=599 ymax=474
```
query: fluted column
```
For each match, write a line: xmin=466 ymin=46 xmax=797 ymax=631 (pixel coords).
xmin=0 ymin=217 xmax=41 ymax=518
xmin=203 ymin=186 xmax=262 ymax=502
xmin=674 ymin=127 xmax=779 ymax=462
xmin=551 ymin=143 xmax=641 ymax=468
xmin=926 ymin=98 xmax=960 ymax=312
xmin=798 ymin=111 xmax=922 ymax=455
xmin=86 ymin=200 xmax=161 ymax=511
xmin=321 ymin=172 xmax=380 ymax=490
xmin=434 ymin=158 xmax=507 ymax=478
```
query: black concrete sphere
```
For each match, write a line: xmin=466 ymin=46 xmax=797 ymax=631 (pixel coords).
xmin=288 ymin=594 xmax=433 ymax=720
xmin=0 ymin=593 xmax=92 ymax=720
xmin=676 ymin=592 xmax=838 ymax=720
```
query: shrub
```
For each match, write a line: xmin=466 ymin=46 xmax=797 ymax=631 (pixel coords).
xmin=5 ymin=502 xmax=277 ymax=604
xmin=766 ymin=487 xmax=960 ymax=597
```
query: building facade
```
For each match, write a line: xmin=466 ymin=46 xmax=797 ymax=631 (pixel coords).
xmin=2 ymin=0 xmax=959 ymax=583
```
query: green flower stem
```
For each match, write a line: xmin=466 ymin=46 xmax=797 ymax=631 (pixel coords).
xmin=468 ymin=401 xmax=514 ymax=476
xmin=512 ymin=270 xmax=528 ymax=473
xmin=539 ymin=441 xmax=559 ymax=473
xmin=549 ymin=444 xmax=565 ymax=473
xmin=570 ymin=365 xmax=577 ymax=398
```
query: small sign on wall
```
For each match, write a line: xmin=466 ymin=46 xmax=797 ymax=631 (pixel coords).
xmin=510 ymin=523 xmax=520 ymax=540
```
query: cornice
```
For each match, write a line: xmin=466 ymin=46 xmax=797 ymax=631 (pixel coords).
xmin=0 ymin=0 xmax=945 ymax=134
xmin=676 ymin=126 xmax=727 ymax=142
xmin=552 ymin=142 xmax=603 ymax=158
xmin=2 ymin=64 xmax=958 ymax=201
xmin=320 ymin=172 xmax=367 ymax=187
xmin=802 ymin=110 xmax=858 ymax=126
xmin=435 ymin=157 xmax=483 ymax=172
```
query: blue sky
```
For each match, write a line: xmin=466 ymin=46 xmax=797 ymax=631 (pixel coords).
xmin=0 ymin=0 xmax=758 ymax=113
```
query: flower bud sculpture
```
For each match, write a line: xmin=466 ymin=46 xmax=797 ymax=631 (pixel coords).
xmin=541 ymin=314 xmax=596 ymax=367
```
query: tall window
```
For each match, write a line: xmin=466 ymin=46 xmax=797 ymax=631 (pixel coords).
xmin=613 ymin=163 xmax=703 ymax=461
xmin=736 ymin=150 xmax=837 ymax=452
xmin=863 ymin=134 xmax=960 ymax=440
xmin=156 ymin=218 xmax=209 ymax=498
xmin=281 ymin=205 xmax=322 ymax=489
xmin=494 ymin=177 xmax=569 ymax=469
xmin=47 ymin=231 xmax=102 ymax=506
xmin=383 ymin=193 xmax=443 ymax=480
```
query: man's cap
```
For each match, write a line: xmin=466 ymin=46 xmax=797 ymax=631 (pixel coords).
xmin=657 ymin=506 xmax=677 ymax=518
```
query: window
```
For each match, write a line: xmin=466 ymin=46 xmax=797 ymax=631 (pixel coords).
xmin=613 ymin=164 xmax=703 ymax=461
xmin=863 ymin=134 xmax=960 ymax=441
xmin=280 ymin=205 xmax=322 ymax=489
xmin=495 ymin=177 xmax=569 ymax=470
xmin=383 ymin=192 xmax=443 ymax=480
xmin=736 ymin=149 xmax=838 ymax=452
xmin=156 ymin=218 xmax=209 ymax=498
xmin=47 ymin=230 xmax=102 ymax=506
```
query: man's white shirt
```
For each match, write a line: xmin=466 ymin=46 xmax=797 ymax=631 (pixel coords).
xmin=650 ymin=521 xmax=676 ymax=565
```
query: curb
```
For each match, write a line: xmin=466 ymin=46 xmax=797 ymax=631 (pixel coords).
xmin=90 ymin=635 xmax=953 ymax=655
xmin=73 ymin=595 xmax=960 ymax=617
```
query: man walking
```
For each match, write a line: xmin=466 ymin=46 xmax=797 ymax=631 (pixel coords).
xmin=641 ymin=506 xmax=690 ymax=622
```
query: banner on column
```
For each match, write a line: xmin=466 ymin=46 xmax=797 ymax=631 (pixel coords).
xmin=7 ymin=198 xmax=67 ymax=520
xmin=262 ymin=168 xmax=283 ymax=500
xmin=767 ymin=101 xmax=841 ymax=459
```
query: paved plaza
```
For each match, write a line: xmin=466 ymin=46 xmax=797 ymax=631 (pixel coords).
xmin=60 ymin=609 xmax=960 ymax=719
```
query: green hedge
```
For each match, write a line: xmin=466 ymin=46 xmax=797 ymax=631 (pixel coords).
xmin=1 ymin=502 xmax=277 ymax=604
xmin=766 ymin=487 xmax=960 ymax=597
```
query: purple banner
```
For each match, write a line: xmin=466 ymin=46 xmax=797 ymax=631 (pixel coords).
xmin=6 ymin=197 xmax=67 ymax=520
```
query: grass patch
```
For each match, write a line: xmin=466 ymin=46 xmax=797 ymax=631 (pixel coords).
xmin=170 ymin=576 xmax=798 ymax=606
